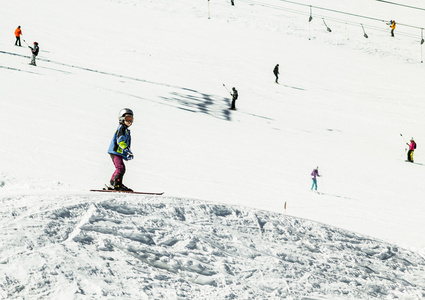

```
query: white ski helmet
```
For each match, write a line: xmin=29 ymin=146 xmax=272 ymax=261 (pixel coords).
xmin=119 ymin=108 xmax=133 ymax=123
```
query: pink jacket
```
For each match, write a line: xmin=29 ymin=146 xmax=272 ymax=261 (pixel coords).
xmin=409 ymin=141 xmax=416 ymax=151
xmin=311 ymin=169 xmax=319 ymax=180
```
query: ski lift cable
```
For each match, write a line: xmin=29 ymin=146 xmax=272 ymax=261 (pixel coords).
xmin=239 ymin=0 xmax=424 ymax=30
xmin=314 ymin=14 xmax=421 ymax=38
xmin=276 ymin=0 xmax=423 ymax=29
xmin=375 ymin=0 xmax=425 ymax=12
xmin=239 ymin=0 xmax=424 ymax=40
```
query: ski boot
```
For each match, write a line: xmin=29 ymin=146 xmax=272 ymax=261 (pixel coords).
xmin=112 ymin=175 xmax=133 ymax=192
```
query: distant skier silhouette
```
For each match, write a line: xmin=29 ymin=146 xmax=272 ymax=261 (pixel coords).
xmin=28 ymin=42 xmax=39 ymax=66
xmin=230 ymin=87 xmax=238 ymax=110
xmin=406 ymin=138 xmax=416 ymax=162
xmin=273 ymin=64 xmax=279 ymax=83
xmin=14 ymin=26 xmax=22 ymax=46
xmin=389 ymin=20 xmax=396 ymax=37
xmin=311 ymin=167 xmax=320 ymax=191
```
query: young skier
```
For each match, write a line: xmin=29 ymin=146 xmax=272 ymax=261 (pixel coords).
xmin=311 ymin=167 xmax=320 ymax=191
xmin=406 ymin=138 xmax=416 ymax=163
xmin=230 ymin=87 xmax=238 ymax=110
xmin=28 ymin=42 xmax=39 ymax=66
xmin=14 ymin=26 xmax=22 ymax=46
xmin=108 ymin=108 xmax=134 ymax=191
xmin=273 ymin=64 xmax=279 ymax=83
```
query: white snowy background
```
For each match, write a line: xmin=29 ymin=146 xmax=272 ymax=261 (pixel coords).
xmin=1 ymin=0 xmax=425 ymax=299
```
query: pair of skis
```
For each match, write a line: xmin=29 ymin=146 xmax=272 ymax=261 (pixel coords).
xmin=90 ymin=185 xmax=164 ymax=195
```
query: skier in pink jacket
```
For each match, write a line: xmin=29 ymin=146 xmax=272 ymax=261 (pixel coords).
xmin=311 ymin=167 xmax=320 ymax=191
xmin=406 ymin=138 xmax=416 ymax=162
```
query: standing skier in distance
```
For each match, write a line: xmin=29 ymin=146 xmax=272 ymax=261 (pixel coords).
xmin=406 ymin=138 xmax=416 ymax=163
xmin=14 ymin=26 xmax=22 ymax=46
xmin=230 ymin=87 xmax=238 ymax=110
xmin=273 ymin=64 xmax=279 ymax=83
xmin=108 ymin=108 xmax=135 ymax=191
xmin=389 ymin=20 xmax=396 ymax=37
xmin=311 ymin=167 xmax=320 ymax=191
xmin=28 ymin=42 xmax=39 ymax=66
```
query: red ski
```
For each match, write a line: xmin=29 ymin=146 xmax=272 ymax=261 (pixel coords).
xmin=90 ymin=189 xmax=164 ymax=195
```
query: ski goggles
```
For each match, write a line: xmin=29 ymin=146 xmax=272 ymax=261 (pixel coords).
xmin=124 ymin=116 xmax=133 ymax=123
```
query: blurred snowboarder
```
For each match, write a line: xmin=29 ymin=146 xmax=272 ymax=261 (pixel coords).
xmin=311 ymin=167 xmax=320 ymax=191
xmin=108 ymin=108 xmax=135 ymax=191
xmin=28 ymin=42 xmax=39 ymax=66
xmin=273 ymin=64 xmax=279 ymax=83
xmin=230 ymin=87 xmax=238 ymax=110
xmin=389 ymin=20 xmax=396 ymax=37
xmin=231 ymin=0 xmax=235 ymax=5
xmin=14 ymin=26 xmax=22 ymax=46
xmin=406 ymin=138 xmax=416 ymax=163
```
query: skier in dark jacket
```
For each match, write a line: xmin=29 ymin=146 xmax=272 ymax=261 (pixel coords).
xmin=108 ymin=108 xmax=135 ymax=191
xmin=29 ymin=42 xmax=39 ymax=66
xmin=230 ymin=87 xmax=238 ymax=110
xmin=273 ymin=64 xmax=279 ymax=83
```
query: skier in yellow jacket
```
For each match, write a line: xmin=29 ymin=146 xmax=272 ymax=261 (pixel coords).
xmin=390 ymin=20 xmax=396 ymax=37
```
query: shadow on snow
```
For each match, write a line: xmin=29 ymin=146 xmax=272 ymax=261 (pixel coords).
xmin=0 ymin=50 xmax=233 ymax=121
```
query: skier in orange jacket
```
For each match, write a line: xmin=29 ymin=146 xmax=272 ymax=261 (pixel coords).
xmin=14 ymin=26 xmax=22 ymax=46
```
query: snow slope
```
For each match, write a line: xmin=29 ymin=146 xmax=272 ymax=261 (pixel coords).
xmin=1 ymin=0 xmax=425 ymax=298
xmin=1 ymin=193 xmax=425 ymax=299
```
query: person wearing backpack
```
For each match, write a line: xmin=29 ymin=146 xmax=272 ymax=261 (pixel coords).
xmin=406 ymin=138 xmax=416 ymax=162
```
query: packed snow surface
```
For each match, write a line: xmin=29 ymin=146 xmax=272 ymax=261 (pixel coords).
xmin=1 ymin=0 xmax=425 ymax=298
xmin=1 ymin=193 xmax=425 ymax=299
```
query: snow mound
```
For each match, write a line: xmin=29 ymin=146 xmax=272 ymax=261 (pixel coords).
xmin=1 ymin=193 xmax=425 ymax=299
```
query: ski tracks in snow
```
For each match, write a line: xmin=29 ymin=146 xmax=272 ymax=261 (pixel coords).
xmin=64 ymin=203 xmax=97 ymax=243
xmin=1 ymin=193 xmax=425 ymax=299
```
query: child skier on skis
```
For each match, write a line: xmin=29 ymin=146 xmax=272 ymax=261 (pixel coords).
xmin=108 ymin=108 xmax=134 ymax=191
